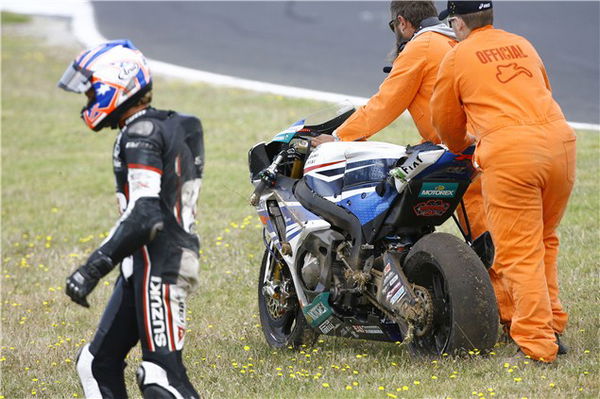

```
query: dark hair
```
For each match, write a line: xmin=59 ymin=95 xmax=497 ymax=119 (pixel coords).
xmin=390 ymin=1 xmax=437 ymax=29
xmin=459 ymin=9 xmax=494 ymax=30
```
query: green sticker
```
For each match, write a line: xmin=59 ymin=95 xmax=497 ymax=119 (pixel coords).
xmin=302 ymin=292 xmax=333 ymax=328
xmin=418 ymin=182 xmax=458 ymax=198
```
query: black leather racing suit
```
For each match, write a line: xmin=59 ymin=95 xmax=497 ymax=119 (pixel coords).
xmin=76 ymin=108 xmax=204 ymax=398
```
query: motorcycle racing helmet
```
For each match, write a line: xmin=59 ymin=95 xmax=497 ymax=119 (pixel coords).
xmin=58 ymin=39 xmax=152 ymax=131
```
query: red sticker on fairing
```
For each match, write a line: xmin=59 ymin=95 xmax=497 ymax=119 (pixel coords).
xmin=413 ymin=200 xmax=450 ymax=217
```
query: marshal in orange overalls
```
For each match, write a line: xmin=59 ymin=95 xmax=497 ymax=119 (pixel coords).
xmin=336 ymin=29 xmax=487 ymax=240
xmin=431 ymin=25 xmax=576 ymax=362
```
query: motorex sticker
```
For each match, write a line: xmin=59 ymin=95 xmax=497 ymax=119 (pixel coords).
xmin=418 ymin=182 xmax=458 ymax=198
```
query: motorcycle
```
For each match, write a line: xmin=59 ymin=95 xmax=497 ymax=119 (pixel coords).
xmin=248 ymin=106 xmax=498 ymax=356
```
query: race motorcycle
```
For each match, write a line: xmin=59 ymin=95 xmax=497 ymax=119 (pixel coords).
xmin=248 ymin=106 xmax=498 ymax=356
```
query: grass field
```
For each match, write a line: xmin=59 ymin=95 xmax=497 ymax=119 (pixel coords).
xmin=1 ymin=15 xmax=599 ymax=399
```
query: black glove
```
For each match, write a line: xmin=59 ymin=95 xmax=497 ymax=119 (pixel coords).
xmin=65 ymin=250 xmax=113 ymax=308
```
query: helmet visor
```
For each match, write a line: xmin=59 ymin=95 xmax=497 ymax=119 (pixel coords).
xmin=57 ymin=62 xmax=92 ymax=93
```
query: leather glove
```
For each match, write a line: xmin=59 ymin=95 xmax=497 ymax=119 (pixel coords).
xmin=66 ymin=251 xmax=113 ymax=308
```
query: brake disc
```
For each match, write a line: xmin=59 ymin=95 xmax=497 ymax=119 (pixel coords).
xmin=264 ymin=279 xmax=294 ymax=319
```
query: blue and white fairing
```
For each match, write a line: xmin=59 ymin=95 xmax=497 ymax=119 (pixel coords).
xmin=256 ymin=176 xmax=330 ymax=307
xmin=272 ymin=119 xmax=306 ymax=143
xmin=303 ymin=142 xmax=448 ymax=225
xmin=257 ymin=188 xmax=324 ymax=248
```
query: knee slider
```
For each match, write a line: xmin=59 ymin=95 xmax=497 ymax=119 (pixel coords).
xmin=136 ymin=361 xmax=183 ymax=399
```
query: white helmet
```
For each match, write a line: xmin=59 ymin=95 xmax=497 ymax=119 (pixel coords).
xmin=58 ymin=40 xmax=152 ymax=131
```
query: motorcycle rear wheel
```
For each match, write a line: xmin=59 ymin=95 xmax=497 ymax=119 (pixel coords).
xmin=258 ymin=248 xmax=318 ymax=348
xmin=403 ymin=232 xmax=498 ymax=356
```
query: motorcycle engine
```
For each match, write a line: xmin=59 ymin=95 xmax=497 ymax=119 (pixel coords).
xmin=301 ymin=252 xmax=320 ymax=290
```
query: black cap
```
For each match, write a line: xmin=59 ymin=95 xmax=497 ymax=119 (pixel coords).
xmin=439 ymin=1 xmax=493 ymax=20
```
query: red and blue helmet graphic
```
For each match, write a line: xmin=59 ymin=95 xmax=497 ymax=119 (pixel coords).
xmin=58 ymin=40 xmax=152 ymax=131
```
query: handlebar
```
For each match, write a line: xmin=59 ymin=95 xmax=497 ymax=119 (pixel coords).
xmin=249 ymin=151 xmax=286 ymax=206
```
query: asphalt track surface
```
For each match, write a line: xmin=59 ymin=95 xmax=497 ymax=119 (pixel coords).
xmin=93 ymin=1 xmax=599 ymax=124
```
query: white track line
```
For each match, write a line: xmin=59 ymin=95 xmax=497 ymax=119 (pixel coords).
xmin=3 ymin=0 xmax=598 ymax=131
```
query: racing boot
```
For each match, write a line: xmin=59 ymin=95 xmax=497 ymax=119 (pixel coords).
xmin=556 ymin=333 xmax=569 ymax=355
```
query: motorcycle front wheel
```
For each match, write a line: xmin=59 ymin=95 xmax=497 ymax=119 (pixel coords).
xmin=257 ymin=248 xmax=318 ymax=348
xmin=403 ymin=232 xmax=498 ymax=356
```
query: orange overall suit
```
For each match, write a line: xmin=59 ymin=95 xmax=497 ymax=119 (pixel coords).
xmin=336 ymin=29 xmax=487 ymax=239
xmin=431 ymin=25 xmax=576 ymax=362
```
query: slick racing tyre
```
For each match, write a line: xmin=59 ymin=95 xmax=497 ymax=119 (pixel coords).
xmin=258 ymin=248 xmax=318 ymax=348
xmin=403 ymin=233 xmax=498 ymax=356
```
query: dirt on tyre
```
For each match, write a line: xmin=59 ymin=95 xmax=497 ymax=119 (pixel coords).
xmin=258 ymin=249 xmax=318 ymax=348
xmin=403 ymin=232 xmax=498 ymax=356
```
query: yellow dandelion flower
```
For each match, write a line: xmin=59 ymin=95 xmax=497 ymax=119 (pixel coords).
xmin=322 ymin=383 xmax=329 ymax=388
xmin=378 ymin=386 xmax=385 ymax=390
xmin=346 ymin=385 xmax=353 ymax=390
xmin=413 ymin=380 xmax=420 ymax=385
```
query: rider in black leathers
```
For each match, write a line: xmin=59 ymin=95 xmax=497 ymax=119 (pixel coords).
xmin=58 ymin=40 xmax=203 ymax=398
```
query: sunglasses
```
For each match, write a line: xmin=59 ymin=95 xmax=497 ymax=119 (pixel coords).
xmin=388 ymin=18 xmax=397 ymax=32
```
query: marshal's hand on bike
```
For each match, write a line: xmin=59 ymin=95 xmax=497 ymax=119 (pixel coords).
xmin=311 ymin=134 xmax=336 ymax=147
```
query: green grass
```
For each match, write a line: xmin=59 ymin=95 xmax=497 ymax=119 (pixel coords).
xmin=1 ymin=12 xmax=31 ymax=25
xmin=2 ymin=19 xmax=599 ymax=399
